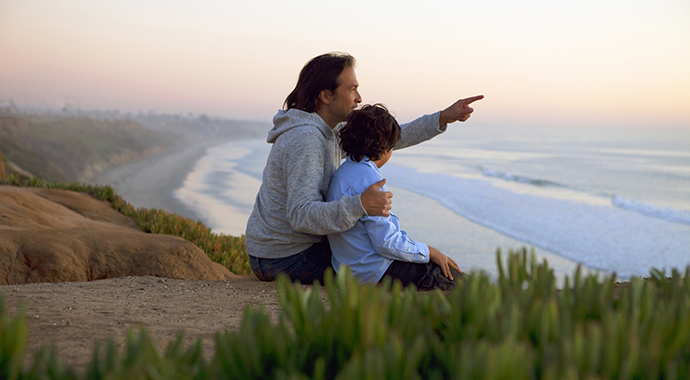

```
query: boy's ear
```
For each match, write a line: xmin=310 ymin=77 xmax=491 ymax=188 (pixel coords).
xmin=318 ymin=89 xmax=333 ymax=105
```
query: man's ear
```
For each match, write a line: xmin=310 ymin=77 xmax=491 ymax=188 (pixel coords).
xmin=318 ymin=89 xmax=333 ymax=105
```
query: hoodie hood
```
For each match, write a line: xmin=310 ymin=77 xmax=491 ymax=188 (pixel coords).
xmin=267 ymin=109 xmax=335 ymax=144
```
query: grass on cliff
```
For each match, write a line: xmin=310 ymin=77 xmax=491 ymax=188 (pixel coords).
xmin=0 ymin=174 xmax=250 ymax=275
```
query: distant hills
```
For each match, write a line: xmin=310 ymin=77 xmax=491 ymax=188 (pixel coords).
xmin=129 ymin=112 xmax=269 ymax=141
xmin=0 ymin=107 xmax=270 ymax=182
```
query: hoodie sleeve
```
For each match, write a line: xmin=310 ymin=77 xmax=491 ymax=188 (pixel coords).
xmin=283 ymin=130 xmax=366 ymax=235
xmin=395 ymin=110 xmax=446 ymax=150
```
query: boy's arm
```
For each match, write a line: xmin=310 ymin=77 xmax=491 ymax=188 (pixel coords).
xmin=362 ymin=214 xmax=430 ymax=263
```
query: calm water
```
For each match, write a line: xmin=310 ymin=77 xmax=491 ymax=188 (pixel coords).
xmin=176 ymin=124 xmax=690 ymax=279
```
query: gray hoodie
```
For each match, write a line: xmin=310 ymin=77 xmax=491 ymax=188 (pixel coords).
xmin=245 ymin=108 xmax=445 ymax=259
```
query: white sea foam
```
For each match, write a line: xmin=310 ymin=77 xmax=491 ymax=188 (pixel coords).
xmin=612 ymin=196 xmax=690 ymax=226
xmin=381 ymin=164 xmax=690 ymax=279
xmin=481 ymin=167 xmax=690 ymax=226
xmin=174 ymin=141 xmax=262 ymax=236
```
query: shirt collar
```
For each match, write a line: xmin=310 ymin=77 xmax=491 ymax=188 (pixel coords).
xmin=346 ymin=155 xmax=379 ymax=170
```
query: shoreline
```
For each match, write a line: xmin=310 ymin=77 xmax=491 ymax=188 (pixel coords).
xmin=171 ymin=139 xmax=267 ymax=237
xmin=87 ymin=139 xmax=236 ymax=224
xmin=389 ymin=186 xmax=589 ymax=282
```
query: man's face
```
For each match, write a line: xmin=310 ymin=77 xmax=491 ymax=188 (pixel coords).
xmin=330 ymin=66 xmax=362 ymax=123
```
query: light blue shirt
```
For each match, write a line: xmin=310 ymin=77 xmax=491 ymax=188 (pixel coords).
xmin=326 ymin=156 xmax=430 ymax=283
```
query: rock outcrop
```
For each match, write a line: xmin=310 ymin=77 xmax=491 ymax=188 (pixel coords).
xmin=0 ymin=185 xmax=236 ymax=285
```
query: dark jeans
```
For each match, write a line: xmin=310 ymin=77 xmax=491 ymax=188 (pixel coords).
xmin=380 ymin=260 xmax=463 ymax=291
xmin=248 ymin=239 xmax=333 ymax=284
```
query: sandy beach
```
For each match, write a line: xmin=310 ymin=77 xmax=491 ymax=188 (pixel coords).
xmin=87 ymin=140 xmax=231 ymax=223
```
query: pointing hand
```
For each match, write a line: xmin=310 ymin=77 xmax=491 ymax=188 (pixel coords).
xmin=439 ymin=95 xmax=484 ymax=125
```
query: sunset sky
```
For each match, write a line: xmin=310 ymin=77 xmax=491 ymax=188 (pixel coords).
xmin=1 ymin=0 xmax=688 ymax=128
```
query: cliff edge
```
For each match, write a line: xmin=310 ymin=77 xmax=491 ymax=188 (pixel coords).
xmin=0 ymin=185 xmax=236 ymax=285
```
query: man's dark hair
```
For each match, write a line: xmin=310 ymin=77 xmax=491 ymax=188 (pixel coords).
xmin=284 ymin=52 xmax=356 ymax=113
xmin=338 ymin=104 xmax=401 ymax=163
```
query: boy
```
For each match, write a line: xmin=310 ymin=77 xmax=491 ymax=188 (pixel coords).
xmin=327 ymin=104 xmax=463 ymax=290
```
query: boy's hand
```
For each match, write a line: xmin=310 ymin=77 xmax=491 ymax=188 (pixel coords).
xmin=361 ymin=179 xmax=393 ymax=217
xmin=429 ymin=246 xmax=461 ymax=280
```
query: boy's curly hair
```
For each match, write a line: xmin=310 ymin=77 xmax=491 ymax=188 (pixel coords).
xmin=338 ymin=104 xmax=401 ymax=163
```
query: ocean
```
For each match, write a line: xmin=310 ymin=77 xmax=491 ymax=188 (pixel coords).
xmin=174 ymin=124 xmax=690 ymax=280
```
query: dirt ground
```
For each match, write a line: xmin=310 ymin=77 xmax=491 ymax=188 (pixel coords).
xmin=0 ymin=275 xmax=290 ymax=373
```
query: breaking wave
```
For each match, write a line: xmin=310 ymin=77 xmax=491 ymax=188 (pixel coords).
xmin=481 ymin=168 xmax=570 ymax=189
xmin=613 ymin=196 xmax=690 ymax=226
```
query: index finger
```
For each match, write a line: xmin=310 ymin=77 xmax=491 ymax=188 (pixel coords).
xmin=461 ymin=95 xmax=484 ymax=106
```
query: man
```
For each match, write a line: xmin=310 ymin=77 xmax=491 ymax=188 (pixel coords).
xmin=245 ymin=52 xmax=483 ymax=284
